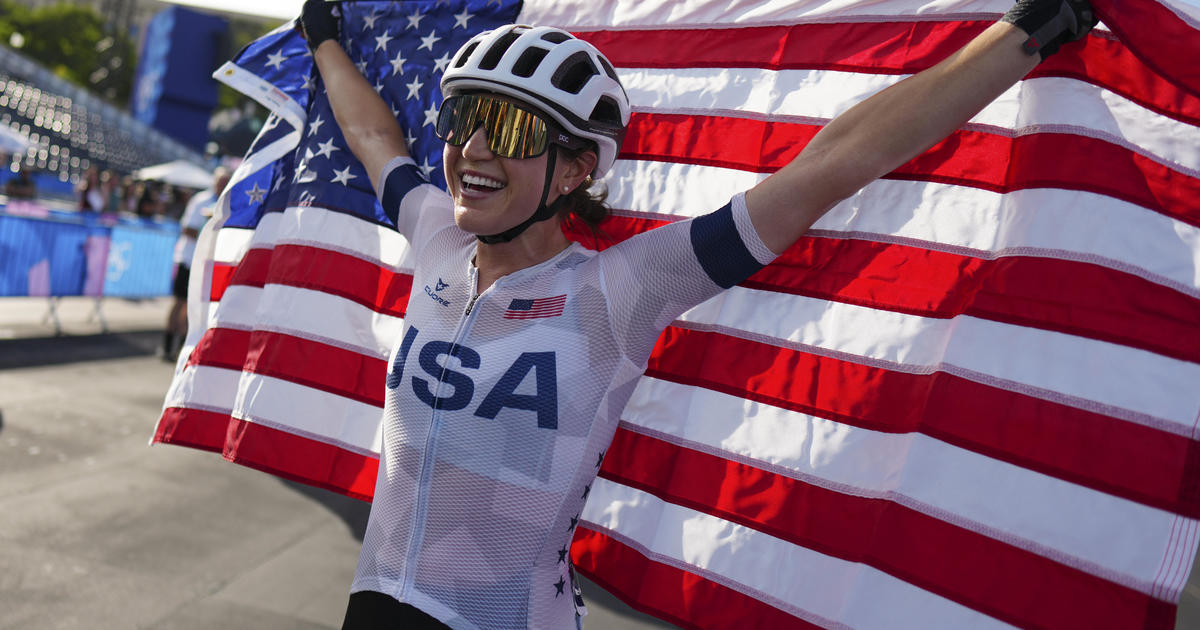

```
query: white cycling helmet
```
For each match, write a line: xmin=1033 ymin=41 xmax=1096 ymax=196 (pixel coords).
xmin=441 ymin=25 xmax=630 ymax=178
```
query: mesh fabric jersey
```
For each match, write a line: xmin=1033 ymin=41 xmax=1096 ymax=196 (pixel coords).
xmin=353 ymin=157 xmax=776 ymax=629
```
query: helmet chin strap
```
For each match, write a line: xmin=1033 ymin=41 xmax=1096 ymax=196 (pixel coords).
xmin=476 ymin=147 xmax=567 ymax=245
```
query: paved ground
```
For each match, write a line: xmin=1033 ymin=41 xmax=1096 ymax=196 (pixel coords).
xmin=0 ymin=298 xmax=671 ymax=630
xmin=0 ymin=297 xmax=1197 ymax=629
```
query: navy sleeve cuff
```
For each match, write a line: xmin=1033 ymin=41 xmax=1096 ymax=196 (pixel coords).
xmin=689 ymin=202 xmax=767 ymax=289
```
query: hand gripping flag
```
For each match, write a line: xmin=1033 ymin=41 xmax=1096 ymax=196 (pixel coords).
xmin=155 ymin=1 xmax=1200 ymax=628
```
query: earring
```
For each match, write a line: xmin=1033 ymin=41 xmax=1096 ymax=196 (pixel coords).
xmin=562 ymin=186 xmax=570 ymax=193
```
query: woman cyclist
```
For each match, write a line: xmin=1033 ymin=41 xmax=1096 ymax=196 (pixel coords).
xmin=299 ymin=0 xmax=1096 ymax=627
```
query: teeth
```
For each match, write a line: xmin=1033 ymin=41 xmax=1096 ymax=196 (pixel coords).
xmin=461 ymin=173 xmax=505 ymax=190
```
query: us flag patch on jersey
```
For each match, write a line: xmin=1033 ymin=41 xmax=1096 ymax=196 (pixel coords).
xmin=504 ymin=295 xmax=567 ymax=319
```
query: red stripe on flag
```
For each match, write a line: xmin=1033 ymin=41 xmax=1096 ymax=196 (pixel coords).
xmin=750 ymin=236 xmax=1200 ymax=365
xmin=188 ymin=327 xmax=252 ymax=371
xmin=210 ymin=262 xmax=237 ymax=301
xmin=218 ymin=244 xmax=414 ymax=317
xmin=1091 ymin=0 xmax=1200 ymax=104
xmin=243 ymin=330 xmax=388 ymax=408
xmin=155 ymin=406 xmax=379 ymax=501
xmin=568 ymin=215 xmax=1200 ymax=366
xmin=600 ymin=428 xmax=1176 ymax=630
xmin=154 ymin=406 xmax=231 ymax=453
xmin=188 ymin=327 xmax=388 ymax=408
xmin=622 ymin=113 xmax=1200 ymax=229
xmin=571 ymin=527 xmax=815 ymax=630
xmin=580 ymin=19 xmax=1200 ymax=125
xmin=646 ymin=325 xmax=1200 ymax=519
xmin=223 ymin=417 xmax=378 ymax=502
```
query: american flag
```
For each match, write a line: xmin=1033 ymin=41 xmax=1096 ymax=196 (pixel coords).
xmin=155 ymin=0 xmax=1200 ymax=628
xmin=504 ymin=295 xmax=567 ymax=319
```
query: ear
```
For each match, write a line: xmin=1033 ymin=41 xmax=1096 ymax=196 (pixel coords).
xmin=558 ymin=150 xmax=598 ymax=193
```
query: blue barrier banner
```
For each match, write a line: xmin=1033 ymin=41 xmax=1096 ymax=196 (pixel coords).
xmin=103 ymin=223 xmax=177 ymax=297
xmin=0 ymin=208 xmax=178 ymax=298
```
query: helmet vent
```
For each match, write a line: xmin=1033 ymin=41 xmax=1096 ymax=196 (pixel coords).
xmin=598 ymin=56 xmax=620 ymax=82
xmin=479 ymin=31 xmax=522 ymax=71
xmin=512 ymin=47 xmax=549 ymax=78
xmin=551 ymin=51 xmax=597 ymax=95
xmin=453 ymin=42 xmax=479 ymax=68
xmin=590 ymin=96 xmax=622 ymax=125
xmin=541 ymin=31 xmax=571 ymax=44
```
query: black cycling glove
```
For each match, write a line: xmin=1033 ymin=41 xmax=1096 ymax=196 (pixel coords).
xmin=1002 ymin=0 xmax=1097 ymax=59
xmin=300 ymin=0 xmax=341 ymax=53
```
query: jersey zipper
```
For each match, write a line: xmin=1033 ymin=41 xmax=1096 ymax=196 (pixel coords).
xmin=401 ymin=264 xmax=488 ymax=598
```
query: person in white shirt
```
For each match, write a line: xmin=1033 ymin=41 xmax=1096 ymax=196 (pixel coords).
xmin=162 ymin=167 xmax=230 ymax=360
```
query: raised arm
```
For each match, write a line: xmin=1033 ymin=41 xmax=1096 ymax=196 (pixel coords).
xmin=745 ymin=0 xmax=1095 ymax=254
xmin=301 ymin=0 xmax=408 ymax=193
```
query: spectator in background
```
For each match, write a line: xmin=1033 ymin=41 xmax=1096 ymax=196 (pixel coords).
xmin=135 ymin=181 xmax=164 ymax=217
xmin=78 ymin=166 xmax=104 ymax=212
xmin=165 ymin=185 xmax=193 ymax=221
xmin=5 ymin=165 xmax=36 ymax=200
xmin=102 ymin=170 xmax=122 ymax=214
xmin=162 ymin=166 xmax=231 ymax=361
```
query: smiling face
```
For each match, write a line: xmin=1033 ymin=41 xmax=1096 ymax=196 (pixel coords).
xmin=444 ymin=125 xmax=555 ymax=237
xmin=441 ymin=94 xmax=597 ymax=239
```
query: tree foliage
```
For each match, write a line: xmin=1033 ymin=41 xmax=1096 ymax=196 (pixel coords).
xmin=0 ymin=1 xmax=136 ymax=104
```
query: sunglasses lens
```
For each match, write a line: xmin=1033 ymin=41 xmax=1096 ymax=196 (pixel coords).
xmin=436 ymin=95 xmax=550 ymax=159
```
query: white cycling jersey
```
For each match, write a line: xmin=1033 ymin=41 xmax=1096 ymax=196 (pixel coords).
xmin=353 ymin=156 xmax=777 ymax=629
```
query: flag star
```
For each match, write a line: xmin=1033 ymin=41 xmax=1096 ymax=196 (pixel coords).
xmin=581 ymin=484 xmax=590 ymax=500
xmin=293 ymin=157 xmax=310 ymax=181
xmin=423 ymin=104 xmax=439 ymax=127
xmin=362 ymin=12 xmax=380 ymax=30
xmin=418 ymin=30 xmax=441 ymax=52
xmin=244 ymin=182 xmax=267 ymax=204
xmin=554 ymin=577 xmax=566 ymax=597
xmin=314 ymin=137 xmax=340 ymax=159
xmin=331 ymin=165 xmax=357 ymax=186
xmin=308 ymin=115 xmax=325 ymax=136
xmin=433 ymin=52 xmax=452 ymax=74
xmin=557 ymin=545 xmax=568 ymax=564
xmin=567 ymin=514 xmax=579 ymax=531
xmin=301 ymin=74 xmax=316 ymax=91
xmin=419 ymin=157 xmax=436 ymax=179
xmin=595 ymin=450 xmax=605 ymax=468
xmin=355 ymin=60 xmax=368 ymax=73
xmin=389 ymin=51 xmax=407 ymax=76
xmin=405 ymin=76 xmax=424 ymax=100
xmin=265 ymin=51 xmax=286 ymax=70
xmin=374 ymin=30 xmax=393 ymax=52
xmin=271 ymin=174 xmax=284 ymax=192
xmin=453 ymin=8 xmax=473 ymax=29
xmin=406 ymin=10 xmax=425 ymax=30
xmin=406 ymin=131 xmax=417 ymax=149
xmin=298 ymin=190 xmax=316 ymax=206
xmin=375 ymin=81 xmax=386 ymax=93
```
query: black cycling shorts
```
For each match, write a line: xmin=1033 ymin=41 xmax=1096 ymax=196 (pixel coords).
xmin=342 ymin=591 xmax=451 ymax=630
xmin=171 ymin=264 xmax=190 ymax=299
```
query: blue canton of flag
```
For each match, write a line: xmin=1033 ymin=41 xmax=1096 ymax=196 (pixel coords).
xmin=215 ymin=0 xmax=521 ymax=234
xmin=287 ymin=0 xmax=521 ymax=230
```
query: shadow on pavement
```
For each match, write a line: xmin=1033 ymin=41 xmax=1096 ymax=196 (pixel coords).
xmin=282 ymin=479 xmax=371 ymax=541
xmin=0 ymin=331 xmax=162 ymax=369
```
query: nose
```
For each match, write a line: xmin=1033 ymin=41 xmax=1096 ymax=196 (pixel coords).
xmin=461 ymin=126 xmax=494 ymax=160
